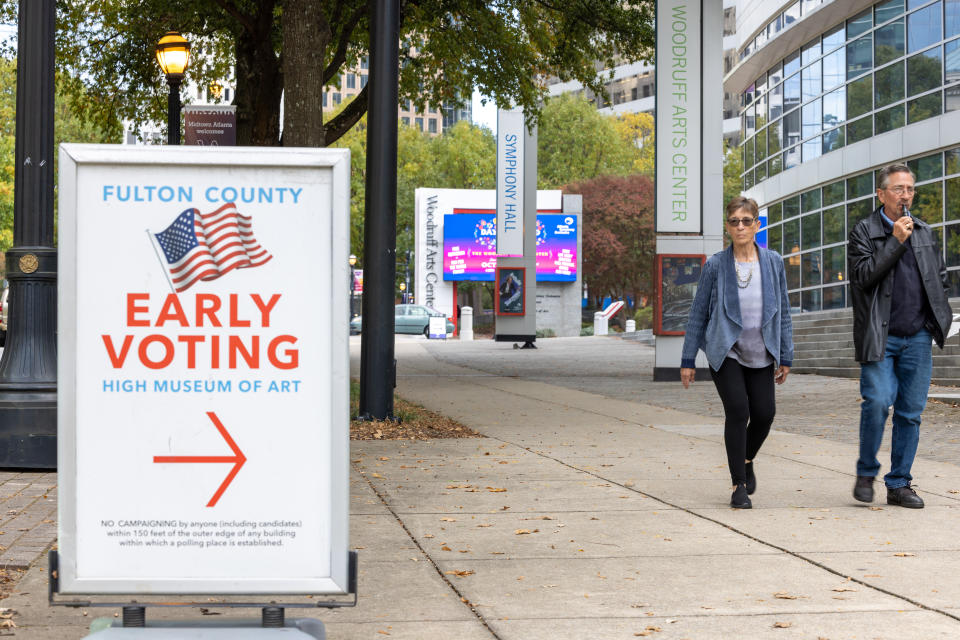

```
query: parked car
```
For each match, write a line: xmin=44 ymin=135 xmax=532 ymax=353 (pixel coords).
xmin=0 ymin=283 xmax=7 ymax=347
xmin=350 ymin=304 xmax=455 ymax=336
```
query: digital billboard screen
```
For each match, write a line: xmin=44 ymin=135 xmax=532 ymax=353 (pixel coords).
xmin=443 ymin=212 xmax=577 ymax=282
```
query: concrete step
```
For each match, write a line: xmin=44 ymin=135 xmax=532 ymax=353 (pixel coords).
xmin=793 ymin=331 xmax=852 ymax=343
xmin=791 ymin=317 xmax=854 ymax=330
xmin=793 ymin=348 xmax=856 ymax=360
xmin=792 ymin=366 xmax=859 ymax=378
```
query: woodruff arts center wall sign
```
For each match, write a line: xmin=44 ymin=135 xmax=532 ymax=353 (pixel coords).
xmin=57 ymin=145 xmax=351 ymax=595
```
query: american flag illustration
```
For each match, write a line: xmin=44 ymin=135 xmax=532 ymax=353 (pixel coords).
xmin=151 ymin=202 xmax=273 ymax=292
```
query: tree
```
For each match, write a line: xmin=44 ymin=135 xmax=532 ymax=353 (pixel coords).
xmin=1 ymin=1 xmax=655 ymax=147
xmin=564 ymin=173 xmax=656 ymax=316
xmin=538 ymin=94 xmax=640 ymax=188
xmin=612 ymin=111 xmax=654 ymax=176
xmin=0 ymin=57 xmax=118 ymax=254
xmin=333 ymin=115 xmax=496 ymax=290
xmin=723 ymin=140 xmax=743 ymax=209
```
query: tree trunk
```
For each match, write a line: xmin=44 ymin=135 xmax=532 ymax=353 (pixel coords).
xmin=282 ymin=0 xmax=330 ymax=147
xmin=235 ymin=24 xmax=283 ymax=146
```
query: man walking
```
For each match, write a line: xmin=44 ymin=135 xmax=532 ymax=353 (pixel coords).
xmin=848 ymin=164 xmax=953 ymax=509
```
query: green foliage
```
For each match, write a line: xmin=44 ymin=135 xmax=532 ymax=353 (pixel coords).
xmin=333 ymin=120 xmax=496 ymax=290
xmin=535 ymin=328 xmax=556 ymax=338
xmin=0 ymin=56 xmax=117 ymax=253
xmin=633 ymin=305 xmax=653 ymax=330
xmin=1 ymin=1 xmax=655 ymax=147
xmin=723 ymin=141 xmax=743 ymax=211
xmin=538 ymin=94 xmax=638 ymax=188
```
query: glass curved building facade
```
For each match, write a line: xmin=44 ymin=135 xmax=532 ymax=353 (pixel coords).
xmin=730 ymin=0 xmax=960 ymax=312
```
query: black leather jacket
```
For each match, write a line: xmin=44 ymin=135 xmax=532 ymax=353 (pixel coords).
xmin=848 ymin=207 xmax=952 ymax=363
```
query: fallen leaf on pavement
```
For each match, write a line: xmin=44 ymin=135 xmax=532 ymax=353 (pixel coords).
xmin=440 ymin=517 xmax=456 ymax=522
xmin=445 ymin=570 xmax=474 ymax=577
xmin=487 ymin=487 xmax=507 ymax=492
xmin=893 ymin=552 xmax=915 ymax=557
xmin=773 ymin=591 xmax=803 ymax=599
xmin=514 ymin=529 xmax=539 ymax=535
xmin=773 ymin=621 xmax=792 ymax=628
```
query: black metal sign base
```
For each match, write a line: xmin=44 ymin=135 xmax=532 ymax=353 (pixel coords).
xmin=49 ymin=550 xmax=359 ymax=629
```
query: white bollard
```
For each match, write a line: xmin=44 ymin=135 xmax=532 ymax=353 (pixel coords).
xmin=460 ymin=306 xmax=474 ymax=341
xmin=625 ymin=319 xmax=636 ymax=333
xmin=594 ymin=311 xmax=607 ymax=336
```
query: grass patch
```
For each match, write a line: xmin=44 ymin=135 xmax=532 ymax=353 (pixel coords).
xmin=349 ymin=380 xmax=482 ymax=440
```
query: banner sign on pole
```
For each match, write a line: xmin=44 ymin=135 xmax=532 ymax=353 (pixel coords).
xmin=184 ymin=105 xmax=237 ymax=146
xmin=57 ymin=144 xmax=351 ymax=595
xmin=655 ymin=0 xmax=702 ymax=233
xmin=496 ymin=109 xmax=525 ymax=256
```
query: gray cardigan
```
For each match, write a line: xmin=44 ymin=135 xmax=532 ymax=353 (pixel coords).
xmin=680 ymin=244 xmax=794 ymax=371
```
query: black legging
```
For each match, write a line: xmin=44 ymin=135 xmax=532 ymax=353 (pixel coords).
xmin=709 ymin=358 xmax=776 ymax=485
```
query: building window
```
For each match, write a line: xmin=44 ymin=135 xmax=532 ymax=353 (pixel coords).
xmin=361 ymin=74 xmax=368 ymax=88
xmin=333 ymin=92 xmax=341 ymax=105
xmin=347 ymin=74 xmax=356 ymax=89
xmin=415 ymin=117 xmax=423 ymax=130
xmin=428 ymin=118 xmax=437 ymax=133
xmin=323 ymin=92 xmax=328 ymax=107
xmin=402 ymin=116 xmax=410 ymax=126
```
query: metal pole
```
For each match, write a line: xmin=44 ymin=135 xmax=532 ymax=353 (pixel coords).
xmin=167 ymin=76 xmax=182 ymax=145
xmin=358 ymin=0 xmax=400 ymax=420
xmin=0 ymin=0 xmax=58 ymax=468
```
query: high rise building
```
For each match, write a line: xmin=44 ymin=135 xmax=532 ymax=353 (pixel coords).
xmin=729 ymin=0 xmax=960 ymax=314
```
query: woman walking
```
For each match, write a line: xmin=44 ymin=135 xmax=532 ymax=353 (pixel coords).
xmin=680 ymin=197 xmax=794 ymax=509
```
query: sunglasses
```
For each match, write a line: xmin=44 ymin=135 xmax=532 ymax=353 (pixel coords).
xmin=726 ymin=217 xmax=756 ymax=227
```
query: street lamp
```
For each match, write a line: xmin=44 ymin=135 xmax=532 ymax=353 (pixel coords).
xmin=348 ymin=254 xmax=358 ymax=318
xmin=399 ymin=281 xmax=406 ymax=303
xmin=155 ymin=31 xmax=191 ymax=145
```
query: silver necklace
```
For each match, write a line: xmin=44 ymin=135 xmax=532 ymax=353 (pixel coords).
xmin=735 ymin=261 xmax=754 ymax=289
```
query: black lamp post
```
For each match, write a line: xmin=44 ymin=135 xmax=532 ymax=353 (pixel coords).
xmin=0 ymin=0 xmax=58 ymax=468
xmin=155 ymin=31 xmax=191 ymax=145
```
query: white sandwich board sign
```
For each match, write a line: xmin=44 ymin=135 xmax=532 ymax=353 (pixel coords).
xmin=57 ymin=145 xmax=351 ymax=595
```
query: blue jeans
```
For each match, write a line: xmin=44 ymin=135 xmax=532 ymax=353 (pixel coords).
xmin=857 ymin=329 xmax=932 ymax=489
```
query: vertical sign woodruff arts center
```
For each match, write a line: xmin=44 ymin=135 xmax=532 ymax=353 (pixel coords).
xmin=655 ymin=0 xmax=702 ymax=234
xmin=57 ymin=145 xmax=351 ymax=595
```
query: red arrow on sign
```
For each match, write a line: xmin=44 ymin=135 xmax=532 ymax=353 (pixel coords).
xmin=153 ymin=411 xmax=247 ymax=507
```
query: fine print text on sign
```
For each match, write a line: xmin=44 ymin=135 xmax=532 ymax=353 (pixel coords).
xmin=57 ymin=145 xmax=351 ymax=595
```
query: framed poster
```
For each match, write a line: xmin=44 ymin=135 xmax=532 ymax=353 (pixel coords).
xmin=57 ymin=144 xmax=351 ymax=595
xmin=496 ymin=266 xmax=525 ymax=316
xmin=654 ymin=254 xmax=705 ymax=335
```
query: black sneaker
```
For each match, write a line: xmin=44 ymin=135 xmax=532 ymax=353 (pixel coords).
xmin=887 ymin=485 xmax=924 ymax=509
xmin=745 ymin=461 xmax=756 ymax=495
xmin=853 ymin=476 xmax=874 ymax=503
xmin=731 ymin=483 xmax=752 ymax=509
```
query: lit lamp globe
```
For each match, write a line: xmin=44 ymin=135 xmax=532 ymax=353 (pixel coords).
xmin=155 ymin=31 xmax=191 ymax=78
xmin=155 ymin=31 xmax=191 ymax=145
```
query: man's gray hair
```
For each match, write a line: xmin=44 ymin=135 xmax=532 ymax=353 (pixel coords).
xmin=877 ymin=163 xmax=915 ymax=190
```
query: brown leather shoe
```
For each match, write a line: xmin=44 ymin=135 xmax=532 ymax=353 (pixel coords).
xmin=887 ymin=485 xmax=924 ymax=509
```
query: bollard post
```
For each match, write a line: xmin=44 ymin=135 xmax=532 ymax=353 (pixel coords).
xmin=625 ymin=319 xmax=636 ymax=333
xmin=460 ymin=306 xmax=473 ymax=341
xmin=593 ymin=311 xmax=607 ymax=336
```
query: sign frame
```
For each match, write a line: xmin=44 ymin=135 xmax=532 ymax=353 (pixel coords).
xmin=654 ymin=254 xmax=705 ymax=336
xmin=655 ymin=0 xmax=702 ymax=234
xmin=496 ymin=109 xmax=525 ymax=256
xmin=495 ymin=266 xmax=526 ymax=316
xmin=56 ymin=144 xmax=352 ymax=596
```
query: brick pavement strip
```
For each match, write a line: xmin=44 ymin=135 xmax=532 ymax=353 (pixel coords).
xmin=0 ymin=474 xmax=57 ymax=570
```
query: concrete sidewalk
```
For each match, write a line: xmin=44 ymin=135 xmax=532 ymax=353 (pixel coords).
xmin=3 ymin=336 xmax=960 ymax=638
